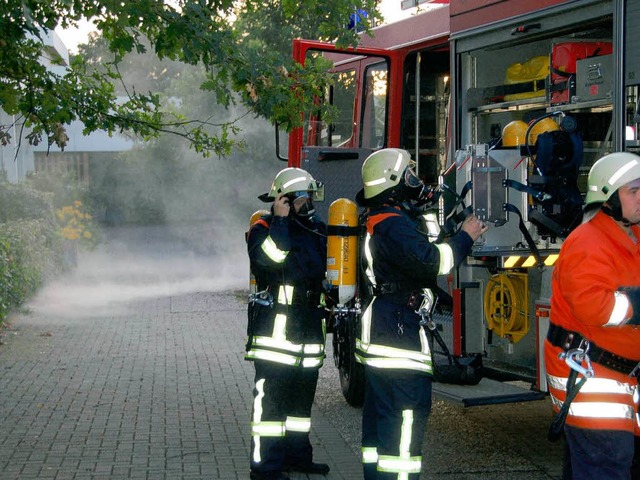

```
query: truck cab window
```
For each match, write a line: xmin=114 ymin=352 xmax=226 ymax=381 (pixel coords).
xmin=360 ymin=63 xmax=388 ymax=149
xmin=322 ymin=69 xmax=356 ymax=147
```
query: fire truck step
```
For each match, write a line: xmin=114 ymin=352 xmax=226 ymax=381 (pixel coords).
xmin=433 ymin=378 xmax=546 ymax=407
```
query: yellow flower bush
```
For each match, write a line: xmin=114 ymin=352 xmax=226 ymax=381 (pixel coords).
xmin=56 ymin=200 xmax=95 ymax=243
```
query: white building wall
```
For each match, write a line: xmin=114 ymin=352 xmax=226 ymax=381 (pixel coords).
xmin=0 ymin=112 xmax=32 ymax=183
xmin=1 ymin=30 xmax=134 ymax=183
xmin=32 ymin=121 xmax=135 ymax=154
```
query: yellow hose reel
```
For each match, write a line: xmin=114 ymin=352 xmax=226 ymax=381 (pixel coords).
xmin=484 ymin=272 xmax=529 ymax=343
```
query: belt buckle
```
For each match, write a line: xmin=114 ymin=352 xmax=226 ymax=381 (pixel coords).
xmin=577 ymin=338 xmax=590 ymax=354
xmin=630 ymin=362 xmax=640 ymax=379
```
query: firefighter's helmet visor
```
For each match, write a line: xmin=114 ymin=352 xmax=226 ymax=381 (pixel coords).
xmin=403 ymin=167 xmax=423 ymax=188
xmin=288 ymin=191 xmax=311 ymax=200
xmin=310 ymin=182 xmax=324 ymax=202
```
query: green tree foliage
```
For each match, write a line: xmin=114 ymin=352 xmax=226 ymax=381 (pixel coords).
xmin=0 ymin=0 xmax=379 ymax=156
xmin=80 ymin=41 xmax=283 ymax=228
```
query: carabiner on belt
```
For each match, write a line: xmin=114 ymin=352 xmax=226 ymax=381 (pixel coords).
xmin=415 ymin=288 xmax=437 ymax=330
xmin=249 ymin=289 xmax=273 ymax=307
xmin=559 ymin=339 xmax=594 ymax=378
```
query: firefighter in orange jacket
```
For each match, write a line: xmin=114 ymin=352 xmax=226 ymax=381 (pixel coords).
xmin=246 ymin=168 xmax=330 ymax=480
xmin=544 ymin=152 xmax=640 ymax=480
xmin=355 ymin=149 xmax=488 ymax=480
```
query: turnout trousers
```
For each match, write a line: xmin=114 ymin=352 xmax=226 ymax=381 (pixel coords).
xmin=362 ymin=367 xmax=432 ymax=480
xmin=563 ymin=425 xmax=636 ymax=480
xmin=249 ymin=360 xmax=319 ymax=476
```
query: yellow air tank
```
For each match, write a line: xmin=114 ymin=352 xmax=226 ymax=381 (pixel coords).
xmin=326 ymin=198 xmax=359 ymax=306
xmin=248 ymin=209 xmax=269 ymax=294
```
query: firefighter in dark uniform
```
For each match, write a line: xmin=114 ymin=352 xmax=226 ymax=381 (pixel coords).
xmin=246 ymin=167 xmax=330 ymax=480
xmin=354 ymin=149 xmax=488 ymax=480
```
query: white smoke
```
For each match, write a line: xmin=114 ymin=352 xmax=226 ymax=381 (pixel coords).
xmin=28 ymin=224 xmax=248 ymax=318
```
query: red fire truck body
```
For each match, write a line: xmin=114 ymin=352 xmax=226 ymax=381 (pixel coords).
xmin=284 ymin=0 xmax=640 ymax=406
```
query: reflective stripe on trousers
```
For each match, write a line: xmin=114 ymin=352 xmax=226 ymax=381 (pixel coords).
xmin=285 ymin=416 xmax=311 ymax=433
xmin=250 ymin=364 xmax=318 ymax=472
xmin=362 ymin=369 xmax=431 ymax=480
xmin=251 ymin=378 xmax=285 ymax=463
xmin=362 ymin=409 xmax=423 ymax=479
xmin=377 ymin=410 xmax=422 ymax=477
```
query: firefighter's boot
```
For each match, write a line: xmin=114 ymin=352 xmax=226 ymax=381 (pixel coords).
xmin=249 ymin=470 xmax=290 ymax=480
xmin=284 ymin=461 xmax=330 ymax=475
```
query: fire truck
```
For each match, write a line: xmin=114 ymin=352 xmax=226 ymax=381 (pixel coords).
xmin=278 ymin=0 xmax=640 ymax=407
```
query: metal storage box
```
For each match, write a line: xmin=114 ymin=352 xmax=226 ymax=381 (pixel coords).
xmin=574 ymin=53 xmax=613 ymax=103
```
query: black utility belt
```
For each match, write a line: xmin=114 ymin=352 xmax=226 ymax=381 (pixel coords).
xmin=292 ymin=290 xmax=321 ymax=306
xmin=373 ymin=282 xmax=415 ymax=296
xmin=268 ymin=285 xmax=321 ymax=306
xmin=547 ymin=323 xmax=639 ymax=376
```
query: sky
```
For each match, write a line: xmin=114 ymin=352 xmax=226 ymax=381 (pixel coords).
xmin=55 ymin=0 xmax=423 ymax=53
xmin=55 ymin=18 xmax=96 ymax=53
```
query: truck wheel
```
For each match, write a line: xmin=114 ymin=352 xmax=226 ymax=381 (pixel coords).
xmin=332 ymin=312 xmax=365 ymax=407
xmin=338 ymin=345 xmax=365 ymax=407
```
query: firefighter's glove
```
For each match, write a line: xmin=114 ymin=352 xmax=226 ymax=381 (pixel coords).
xmin=618 ymin=286 xmax=640 ymax=325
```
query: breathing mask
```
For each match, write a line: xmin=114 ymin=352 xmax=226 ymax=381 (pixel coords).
xmin=288 ymin=191 xmax=315 ymax=218
xmin=400 ymin=167 xmax=441 ymax=206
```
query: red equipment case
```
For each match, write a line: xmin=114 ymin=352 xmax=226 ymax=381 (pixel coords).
xmin=550 ymin=40 xmax=613 ymax=105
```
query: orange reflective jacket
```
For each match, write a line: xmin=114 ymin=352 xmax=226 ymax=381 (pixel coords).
xmin=545 ymin=211 xmax=640 ymax=433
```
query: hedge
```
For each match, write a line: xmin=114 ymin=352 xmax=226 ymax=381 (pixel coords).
xmin=0 ymin=181 xmax=65 ymax=324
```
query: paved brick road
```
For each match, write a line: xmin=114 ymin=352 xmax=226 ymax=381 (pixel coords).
xmin=0 ymin=290 xmax=362 ymax=480
xmin=0 ymin=224 xmax=565 ymax=480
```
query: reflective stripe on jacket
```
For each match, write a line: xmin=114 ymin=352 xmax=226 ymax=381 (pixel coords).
xmin=245 ymin=283 xmax=326 ymax=368
xmin=356 ymin=205 xmax=473 ymax=374
xmin=356 ymin=296 xmax=433 ymax=373
xmin=545 ymin=370 xmax=639 ymax=432
xmin=246 ymin=214 xmax=327 ymax=368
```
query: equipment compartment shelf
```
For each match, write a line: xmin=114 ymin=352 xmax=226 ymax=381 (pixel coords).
xmin=471 ymin=97 xmax=612 ymax=114
xmin=472 ymin=96 xmax=547 ymax=113
xmin=546 ymin=98 xmax=612 ymax=113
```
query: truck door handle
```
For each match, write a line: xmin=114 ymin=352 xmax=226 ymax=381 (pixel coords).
xmin=510 ymin=23 xmax=541 ymax=35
